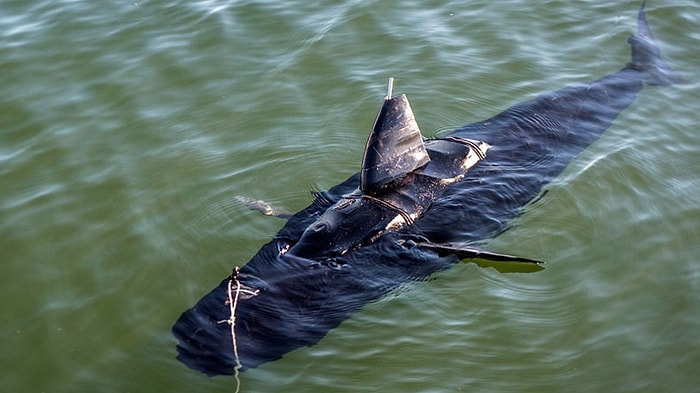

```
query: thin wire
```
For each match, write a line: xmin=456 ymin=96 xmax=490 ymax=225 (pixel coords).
xmin=226 ymin=267 xmax=243 ymax=393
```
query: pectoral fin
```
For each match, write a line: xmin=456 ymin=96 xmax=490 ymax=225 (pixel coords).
xmin=233 ymin=195 xmax=293 ymax=219
xmin=417 ymin=242 xmax=545 ymax=273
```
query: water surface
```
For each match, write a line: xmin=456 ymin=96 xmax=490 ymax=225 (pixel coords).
xmin=2 ymin=1 xmax=699 ymax=392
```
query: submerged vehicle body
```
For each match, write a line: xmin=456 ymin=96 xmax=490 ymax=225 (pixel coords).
xmin=173 ymin=3 xmax=678 ymax=376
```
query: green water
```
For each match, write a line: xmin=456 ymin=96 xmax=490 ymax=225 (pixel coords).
xmin=2 ymin=1 xmax=699 ymax=392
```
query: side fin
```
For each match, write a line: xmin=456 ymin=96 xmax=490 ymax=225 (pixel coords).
xmin=233 ymin=195 xmax=293 ymax=219
xmin=417 ymin=242 xmax=545 ymax=273
xmin=360 ymin=79 xmax=430 ymax=192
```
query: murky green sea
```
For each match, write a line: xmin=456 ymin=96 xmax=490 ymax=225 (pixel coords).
xmin=2 ymin=0 xmax=699 ymax=392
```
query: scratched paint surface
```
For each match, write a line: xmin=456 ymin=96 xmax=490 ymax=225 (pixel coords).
xmin=1 ymin=1 xmax=699 ymax=392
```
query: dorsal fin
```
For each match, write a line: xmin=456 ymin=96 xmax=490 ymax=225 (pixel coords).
xmin=360 ymin=84 xmax=430 ymax=192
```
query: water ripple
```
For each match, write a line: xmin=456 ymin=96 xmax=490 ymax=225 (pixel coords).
xmin=1 ymin=1 xmax=699 ymax=392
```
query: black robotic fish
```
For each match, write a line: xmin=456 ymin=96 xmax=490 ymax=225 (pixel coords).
xmin=172 ymin=2 xmax=679 ymax=376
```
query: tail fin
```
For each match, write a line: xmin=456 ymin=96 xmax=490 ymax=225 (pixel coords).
xmin=628 ymin=1 xmax=683 ymax=86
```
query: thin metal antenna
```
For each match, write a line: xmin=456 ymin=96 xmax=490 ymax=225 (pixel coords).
xmin=386 ymin=77 xmax=394 ymax=99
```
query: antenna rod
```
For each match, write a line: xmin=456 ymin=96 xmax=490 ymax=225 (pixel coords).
xmin=386 ymin=77 xmax=394 ymax=99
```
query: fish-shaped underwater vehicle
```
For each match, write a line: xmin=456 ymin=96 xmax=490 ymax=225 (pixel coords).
xmin=172 ymin=2 xmax=679 ymax=376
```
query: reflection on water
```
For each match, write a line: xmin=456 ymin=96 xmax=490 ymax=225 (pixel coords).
xmin=1 ymin=0 xmax=699 ymax=392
